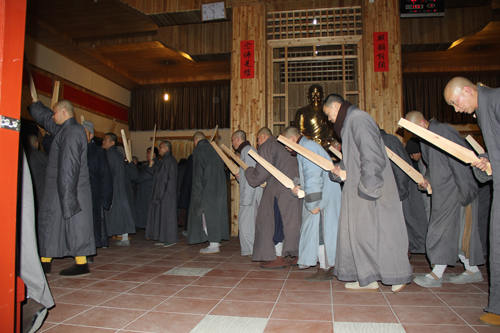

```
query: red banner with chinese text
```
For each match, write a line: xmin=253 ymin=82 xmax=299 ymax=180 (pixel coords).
xmin=373 ymin=32 xmax=389 ymax=72
xmin=240 ymin=40 xmax=255 ymax=79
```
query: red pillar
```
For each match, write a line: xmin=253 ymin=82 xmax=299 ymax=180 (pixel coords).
xmin=0 ymin=0 xmax=28 ymax=332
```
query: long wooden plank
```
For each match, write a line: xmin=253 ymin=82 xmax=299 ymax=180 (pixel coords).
xmin=24 ymin=54 xmax=38 ymax=103
xmin=465 ymin=135 xmax=485 ymax=155
xmin=51 ymin=81 xmax=60 ymax=108
xmin=385 ymin=146 xmax=432 ymax=194
xmin=278 ymin=135 xmax=346 ymax=181
xmin=248 ymin=150 xmax=305 ymax=198
xmin=329 ymin=145 xmax=343 ymax=160
xmin=210 ymin=125 xmax=218 ymax=142
xmin=398 ymin=118 xmax=492 ymax=175
xmin=220 ymin=143 xmax=249 ymax=170
xmin=80 ymin=115 xmax=85 ymax=124
xmin=121 ymin=129 xmax=132 ymax=162
xmin=211 ymin=141 xmax=239 ymax=176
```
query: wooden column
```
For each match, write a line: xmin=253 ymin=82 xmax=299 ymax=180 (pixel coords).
xmin=230 ymin=4 xmax=267 ymax=236
xmin=362 ymin=0 xmax=403 ymax=136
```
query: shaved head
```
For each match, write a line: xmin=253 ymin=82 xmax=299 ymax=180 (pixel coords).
xmin=405 ymin=111 xmax=429 ymax=129
xmin=193 ymin=131 xmax=206 ymax=141
xmin=53 ymin=100 xmax=74 ymax=116
xmin=26 ymin=134 xmax=38 ymax=147
xmin=283 ymin=126 xmax=300 ymax=139
xmin=232 ymin=130 xmax=246 ymax=141
xmin=257 ymin=127 xmax=272 ymax=137
xmin=444 ymin=77 xmax=479 ymax=114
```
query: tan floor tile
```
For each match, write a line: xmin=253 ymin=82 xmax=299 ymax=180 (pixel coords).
xmin=191 ymin=276 xmax=242 ymax=287
xmin=278 ymin=290 xmax=332 ymax=305
xmin=236 ymin=278 xmax=285 ymax=290
xmin=283 ymin=279 xmax=331 ymax=292
xmin=210 ymin=300 xmax=274 ymax=318
xmin=264 ymin=319 xmax=333 ymax=333
xmin=392 ymin=306 xmax=468 ymax=325
xmin=154 ymin=297 xmax=219 ymax=314
xmin=245 ymin=270 xmax=289 ymax=280
xmin=272 ymin=303 xmax=333 ymax=321
xmin=124 ymin=311 xmax=204 ymax=332
xmin=55 ymin=290 xmax=121 ymax=306
xmin=175 ymin=285 xmax=231 ymax=299
xmin=203 ymin=269 xmax=248 ymax=278
xmin=436 ymin=293 xmax=489 ymax=308
xmin=107 ymin=272 xmax=158 ymax=282
xmin=331 ymin=291 xmax=389 ymax=306
xmin=215 ymin=262 xmax=258 ymax=271
xmin=82 ymin=280 xmax=140 ymax=293
xmin=225 ymin=288 xmax=281 ymax=303
xmin=384 ymin=291 xmax=446 ymax=306
xmin=65 ymin=307 xmax=145 ymax=329
xmin=99 ymin=294 xmax=166 ymax=310
xmin=127 ymin=283 xmax=185 ymax=296
xmin=49 ymin=278 xmax=98 ymax=289
xmin=93 ymin=263 xmax=138 ymax=271
xmin=45 ymin=303 xmax=92 ymax=323
xmin=128 ymin=265 xmax=174 ymax=274
xmin=333 ymin=305 xmax=398 ymax=323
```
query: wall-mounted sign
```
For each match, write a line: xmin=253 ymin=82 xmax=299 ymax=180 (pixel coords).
xmin=240 ymin=40 xmax=255 ymax=79
xmin=400 ymin=0 xmax=444 ymax=18
xmin=373 ymin=32 xmax=389 ymax=72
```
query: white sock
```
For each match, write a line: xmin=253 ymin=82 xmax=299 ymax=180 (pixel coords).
xmin=458 ymin=254 xmax=480 ymax=273
xmin=121 ymin=233 xmax=128 ymax=241
xmin=209 ymin=242 xmax=219 ymax=248
xmin=318 ymin=245 xmax=326 ymax=269
xmin=426 ymin=264 xmax=446 ymax=279
xmin=275 ymin=242 xmax=283 ymax=257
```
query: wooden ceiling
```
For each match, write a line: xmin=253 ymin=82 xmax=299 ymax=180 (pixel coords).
xmin=25 ymin=0 xmax=500 ymax=92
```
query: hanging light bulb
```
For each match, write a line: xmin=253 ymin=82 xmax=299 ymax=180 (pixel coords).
xmin=313 ymin=17 xmax=317 ymax=25
xmin=164 ymin=93 xmax=169 ymax=101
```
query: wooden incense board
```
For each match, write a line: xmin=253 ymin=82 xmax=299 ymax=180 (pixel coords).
xmin=398 ymin=118 xmax=492 ymax=175
xmin=328 ymin=145 xmax=343 ymax=160
xmin=248 ymin=149 xmax=305 ymax=198
xmin=210 ymin=125 xmax=218 ymax=142
xmin=278 ymin=135 xmax=346 ymax=181
xmin=211 ymin=141 xmax=239 ymax=175
xmin=465 ymin=135 xmax=485 ymax=155
xmin=221 ymin=143 xmax=249 ymax=170
xmin=120 ymin=129 xmax=132 ymax=162
xmin=385 ymin=146 xmax=432 ymax=194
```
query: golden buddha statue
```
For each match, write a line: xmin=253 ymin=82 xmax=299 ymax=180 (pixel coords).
xmin=293 ymin=84 xmax=334 ymax=149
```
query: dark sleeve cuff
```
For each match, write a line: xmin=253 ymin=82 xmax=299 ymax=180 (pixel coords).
xmin=358 ymin=187 xmax=378 ymax=201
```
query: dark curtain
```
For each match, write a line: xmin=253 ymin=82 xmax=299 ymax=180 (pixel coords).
xmin=403 ymin=75 xmax=500 ymax=125
xmin=129 ymin=85 xmax=230 ymax=131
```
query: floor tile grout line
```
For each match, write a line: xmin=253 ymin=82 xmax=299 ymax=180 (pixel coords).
xmin=267 ymin=266 xmax=294 ymax=321
xmin=429 ymin=286 xmax=480 ymax=333
xmin=379 ymin=284 xmax=403 ymax=326
xmin=330 ymin=276 xmax=335 ymax=330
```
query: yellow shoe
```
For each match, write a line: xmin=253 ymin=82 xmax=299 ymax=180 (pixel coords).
xmin=345 ymin=281 xmax=379 ymax=291
xmin=479 ymin=313 xmax=500 ymax=327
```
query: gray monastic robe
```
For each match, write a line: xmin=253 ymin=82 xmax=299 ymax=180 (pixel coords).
xmin=421 ymin=119 xmax=484 ymax=266
xmin=28 ymin=101 xmax=95 ymax=257
xmin=237 ymin=143 xmax=263 ymax=256
xmin=330 ymin=106 xmax=412 ymax=286
xmin=381 ymin=130 xmax=428 ymax=254
xmin=146 ymin=152 xmax=178 ymax=244
xmin=24 ymin=144 xmax=47 ymax=210
xmin=296 ymin=136 xmax=341 ymax=268
xmin=473 ymin=84 xmax=500 ymax=315
xmin=105 ymin=145 xmax=136 ymax=236
xmin=133 ymin=158 xmax=158 ymax=229
xmin=245 ymin=136 xmax=302 ymax=261
xmin=187 ymin=139 xmax=229 ymax=244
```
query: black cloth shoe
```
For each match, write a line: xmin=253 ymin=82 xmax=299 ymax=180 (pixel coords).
xmin=41 ymin=262 xmax=51 ymax=274
xmin=59 ymin=263 xmax=90 ymax=277
xmin=22 ymin=298 xmax=47 ymax=333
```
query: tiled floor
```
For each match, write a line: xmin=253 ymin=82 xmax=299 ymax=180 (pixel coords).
xmin=38 ymin=230 xmax=496 ymax=332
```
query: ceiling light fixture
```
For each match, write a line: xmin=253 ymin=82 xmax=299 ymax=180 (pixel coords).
xmin=164 ymin=93 xmax=169 ymax=101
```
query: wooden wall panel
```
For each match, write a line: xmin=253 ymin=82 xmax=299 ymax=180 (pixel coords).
xmin=362 ymin=0 xmax=403 ymax=137
xmin=230 ymin=4 xmax=267 ymax=235
xmin=158 ymin=21 xmax=232 ymax=55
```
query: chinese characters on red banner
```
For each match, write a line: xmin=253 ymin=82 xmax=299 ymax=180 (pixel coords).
xmin=373 ymin=32 xmax=389 ymax=72
xmin=240 ymin=40 xmax=254 ymax=79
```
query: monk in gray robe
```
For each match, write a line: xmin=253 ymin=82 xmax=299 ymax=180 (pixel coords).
xmin=134 ymin=147 xmax=158 ymax=229
xmin=380 ymin=129 xmax=428 ymax=254
xmin=245 ymin=127 xmax=302 ymax=268
xmin=232 ymin=130 xmax=263 ymax=256
xmin=187 ymin=132 xmax=229 ymax=253
xmin=405 ymin=138 xmax=431 ymax=221
xmin=284 ymin=126 xmax=341 ymax=281
xmin=102 ymin=133 xmax=137 ymax=246
xmin=324 ymin=94 xmax=412 ymax=293
xmin=405 ymin=111 xmax=484 ymax=288
xmin=444 ymin=77 xmax=500 ymax=326
xmin=146 ymin=141 xmax=178 ymax=247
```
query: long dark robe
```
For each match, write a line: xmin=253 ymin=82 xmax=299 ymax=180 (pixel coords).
xmin=380 ymin=130 xmax=428 ymax=254
xmin=329 ymin=106 xmax=412 ymax=286
xmin=421 ymin=119 xmax=483 ymax=266
xmin=24 ymin=144 xmax=48 ymax=211
xmin=179 ymin=154 xmax=193 ymax=230
xmin=187 ymin=140 xmax=229 ymax=244
xmin=88 ymin=140 xmax=113 ymax=248
xmin=27 ymin=101 xmax=95 ymax=257
xmin=245 ymin=136 xmax=302 ymax=261
xmin=474 ymin=84 xmax=500 ymax=315
xmin=105 ymin=145 xmax=136 ymax=236
xmin=134 ymin=158 xmax=158 ymax=229
xmin=146 ymin=152 xmax=178 ymax=244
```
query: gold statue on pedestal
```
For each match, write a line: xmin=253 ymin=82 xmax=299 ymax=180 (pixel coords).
xmin=293 ymin=84 xmax=334 ymax=149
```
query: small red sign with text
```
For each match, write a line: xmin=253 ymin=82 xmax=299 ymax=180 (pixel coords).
xmin=373 ymin=32 xmax=389 ymax=72
xmin=241 ymin=40 xmax=255 ymax=79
